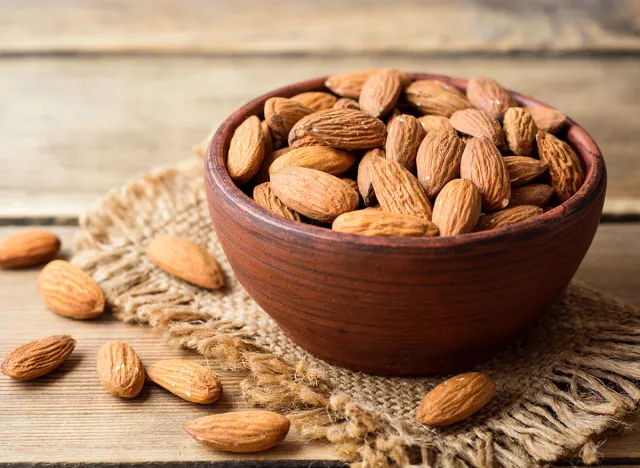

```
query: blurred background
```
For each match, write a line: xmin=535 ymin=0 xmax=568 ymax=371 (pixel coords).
xmin=0 ymin=0 xmax=638 ymax=219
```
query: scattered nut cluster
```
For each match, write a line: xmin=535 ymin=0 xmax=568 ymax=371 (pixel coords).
xmin=0 ymin=229 xmax=292 ymax=453
xmin=226 ymin=68 xmax=585 ymax=238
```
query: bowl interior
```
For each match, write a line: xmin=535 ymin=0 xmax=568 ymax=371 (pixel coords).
xmin=206 ymin=73 xmax=606 ymax=252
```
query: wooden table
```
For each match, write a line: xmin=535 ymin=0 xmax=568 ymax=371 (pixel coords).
xmin=1 ymin=1 xmax=639 ymax=466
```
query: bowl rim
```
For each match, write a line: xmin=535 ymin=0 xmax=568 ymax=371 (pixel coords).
xmin=206 ymin=72 xmax=606 ymax=251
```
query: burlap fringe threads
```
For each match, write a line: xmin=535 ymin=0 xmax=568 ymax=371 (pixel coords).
xmin=73 ymin=162 xmax=640 ymax=467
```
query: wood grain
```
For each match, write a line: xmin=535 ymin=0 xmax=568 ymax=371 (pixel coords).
xmin=0 ymin=56 xmax=638 ymax=217
xmin=1 ymin=0 xmax=639 ymax=55
xmin=0 ymin=225 xmax=638 ymax=463
xmin=0 ymin=227 xmax=337 ymax=463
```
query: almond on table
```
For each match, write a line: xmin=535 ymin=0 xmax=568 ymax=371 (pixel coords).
xmin=96 ymin=341 xmax=145 ymax=398
xmin=38 ymin=260 xmax=105 ymax=320
xmin=183 ymin=410 xmax=290 ymax=453
xmin=1 ymin=335 xmax=76 ymax=381
xmin=0 ymin=229 xmax=61 ymax=268
xmin=147 ymin=359 xmax=223 ymax=404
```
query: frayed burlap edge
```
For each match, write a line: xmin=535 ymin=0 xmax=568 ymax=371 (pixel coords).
xmin=72 ymin=160 xmax=640 ymax=468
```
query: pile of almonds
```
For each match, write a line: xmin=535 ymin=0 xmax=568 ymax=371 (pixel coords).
xmin=0 ymin=229 xmax=290 ymax=453
xmin=227 ymin=68 xmax=585 ymax=237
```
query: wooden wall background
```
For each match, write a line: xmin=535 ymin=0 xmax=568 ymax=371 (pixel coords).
xmin=0 ymin=0 xmax=638 ymax=219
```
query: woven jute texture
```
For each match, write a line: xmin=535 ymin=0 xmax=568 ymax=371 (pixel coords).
xmin=73 ymin=159 xmax=640 ymax=468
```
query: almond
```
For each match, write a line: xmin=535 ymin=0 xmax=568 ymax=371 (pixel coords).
xmin=508 ymin=184 xmax=554 ymax=208
xmin=333 ymin=97 xmax=360 ymax=110
xmin=268 ymin=146 xmax=357 ymax=176
xmin=385 ymin=114 xmax=426 ymax=171
xmin=503 ymin=156 xmax=548 ymax=186
xmin=460 ymin=137 xmax=511 ymax=211
xmin=476 ymin=205 xmax=543 ymax=231
xmin=332 ymin=210 xmax=439 ymax=237
xmin=449 ymin=108 xmax=505 ymax=150
xmin=227 ymin=115 xmax=265 ymax=185
xmin=261 ymin=120 xmax=273 ymax=162
xmin=503 ymin=107 xmax=538 ymax=156
xmin=291 ymin=91 xmax=337 ymax=111
xmin=264 ymin=97 xmax=314 ymax=140
xmin=416 ymin=128 xmax=465 ymax=199
xmin=359 ymin=68 xmax=402 ymax=118
xmin=253 ymin=182 xmax=300 ymax=222
xmin=325 ymin=69 xmax=412 ymax=99
xmin=270 ymin=167 xmax=359 ymax=223
xmin=147 ymin=359 xmax=222 ymax=404
xmin=288 ymin=108 xmax=386 ymax=150
xmin=1 ymin=335 xmax=75 ymax=380
xmin=368 ymin=156 xmax=432 ymax=219
xmin=432 ymin=179 xmax=482 ymax=236
xmin=418 ymin=115 xmax=456 ymax=135
xmin=37 ymin=260 xmax=105 ymax=320
xmin=416 ymin=372 xmax=495 ymax=427
xmin=97 ymin=341 xmax=145 ymax=398
xmin=466 ymin=77 xmax=516 ymax=120
xmin=524 ymin=106 xmax=567 ymax=134
xmin=183 ymin=410 xmax=290 ymax=453
xmin=404 ymin=80 xmax=471 ymax=117
xmin=536 ymin=131 xmax=585 ymax=202
xmin=357 ymin=149 xmax=383 ymax=207
xmin=0 ymin=229 xmax=61 ymax=268
xmin=146 ymin=236 xmax=224 ymax=290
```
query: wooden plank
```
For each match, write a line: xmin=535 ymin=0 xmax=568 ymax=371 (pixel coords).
xmin=0 ymin=227 xmax=338 ymax=464
xmin=0 ymin=224 xmax=639 ymax=463
xmin=0 ymin=55 xmax=638 ymax=217
xmin=1 ymin=0 xmax=639 ymax=55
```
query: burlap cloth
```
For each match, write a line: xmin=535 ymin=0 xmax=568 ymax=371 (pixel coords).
xmin=73 ymin=159 xmax=640 ymax=467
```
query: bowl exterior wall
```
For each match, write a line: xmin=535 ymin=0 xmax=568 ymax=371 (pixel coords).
xmin=205 ymin=74 xmax=607 ymax=376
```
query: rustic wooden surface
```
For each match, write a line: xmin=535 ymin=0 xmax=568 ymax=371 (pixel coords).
xmin=1 ymin=0 xmax=639 ymax=465
xmin=0 ymin=225 xmax=638 ymax=465
xmin=0 ymin=56 xmax=638 ymax=217
xmin=2 ymin=0 xmax=639 ymax=54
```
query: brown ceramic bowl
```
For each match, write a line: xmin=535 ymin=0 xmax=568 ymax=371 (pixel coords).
xmin=205 ymin=73 xmax=606 ymax=376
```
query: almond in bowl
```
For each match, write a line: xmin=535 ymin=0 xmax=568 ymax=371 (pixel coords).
xmin=204 ymin=70 xmax=605 ymax=376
